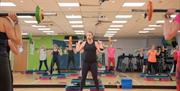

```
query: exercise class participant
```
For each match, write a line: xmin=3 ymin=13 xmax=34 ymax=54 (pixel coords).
xmin=107 ymin=41 xmax=116 ymax=71
xmin=173 ymin=45 xmax=178 ymax=73
xmin=142 ymin=49 xmax=148 ymax=74
xmin=0 ymin=13 xmax=22 ymax=91
xmin=67 ymin=36 xmax=76 ymax=69
xmin=76 ymin=31 xmax=103 ymax=91
xmin=162 ymin=9 xmax=180 ymax=91
xmin=147 ymin=45 xmax=160 ymax=75
xmin=39 ymin=44 xmax=48 ymax=71
xmin=50 ymin=44 xmax=61 ymax=74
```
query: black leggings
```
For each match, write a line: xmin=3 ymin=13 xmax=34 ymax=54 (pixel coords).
xmin=0 ymin=51 xmax=13 ymax=91
xmin=147 ymin=62 xmax=158 ymax=74
xmin=50 ymin=57 xmax=60 ymax=74
xmin=67 ymin=55 xmax=75 ymax=69
xmin=80 ymin=62 xmax=99 ymax=90
xmin=39 ymin=60 xmax=49 ymax=71
xmin=174 ymin=61 xmax=177 ymax=73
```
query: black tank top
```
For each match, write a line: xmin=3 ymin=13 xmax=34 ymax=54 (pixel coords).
xmin=68 ymin=50 xmax=74 ymax=56
xmin=84 ymin=41 xmax=97 ymax=63
xmin=0 ymin=32 xmax=9 ymax=52
xmin=52 ymin=50 xmax=59 ymax=56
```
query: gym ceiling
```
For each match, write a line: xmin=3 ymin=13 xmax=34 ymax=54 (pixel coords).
xmin=0 ymin=0 xmax=179 ymax=38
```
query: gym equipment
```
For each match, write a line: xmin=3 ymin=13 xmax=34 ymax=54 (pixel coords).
xmin=71 ymin=79 xmax=102 ymax=84
xmin=132 ymin=0 xmax=180 ymax=21
xmin=121 ymin=78 xmax=132 ymax=89
xmin=39 ymin=73 xmax=67 ymax=79
xmin=65 ymin=85 xmax=105 ymax=91
xmin=0 ymin=5 xmax=57 ymax=23
xmin=144 ymin=74 xmax=172 ymax=81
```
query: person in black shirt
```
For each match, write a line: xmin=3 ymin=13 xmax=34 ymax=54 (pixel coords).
xmin=76 ymin=31 xmax=103 ymax=91
xmin=0 ymin=13 xmax=22 ymax=91
xmin=50 ymin=44 xmax=61 ymax=74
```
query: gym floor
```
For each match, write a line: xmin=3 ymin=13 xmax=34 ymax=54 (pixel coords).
xmin=13 ymin=72 xmax=176 ymax=86
xmin=15 ymin=88 xmax=176 ymax=91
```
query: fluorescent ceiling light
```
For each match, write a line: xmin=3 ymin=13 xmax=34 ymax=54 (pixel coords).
xmin=139 ymin=31 xmax=149 ymax=33
xmin=156 ymin=20 xmax=164 ymax=23
xmin=38 ymin=28 xmax=51 ymax=31
xmin=32 ymin=25 xmax=46 ymax=28
xmin=18 ymin=16 xmax=33 ymax=18
xmin=66 ymin=15 xmax=82 ymax=19
xmin=58 ymin=3 xmax=79 ymax=7
xmin=148 ymin=25 xmax=161 ymax=27
xmin=112 ymin=21 xmax=127 ymax=23
xmin=0 ymin=2 xmax=16 ymax=7
xmin=24 ymin=20 xmax=37 ymax=24
xmin=72 ymin=25 xmax=84 ymax=28
xmin=110 ymin=25 xmax=123 ymax=27
xmin=106 ymin=31 xmax=117 ymax=33
xmin=123 ymin=2 xmax=145 ymax=7
xmin=75 ymin=32 xmax=85 ymax=35
xmin=69 ymin=21 xmax=82 ymax=24
xmin=74 ymin=30 xmax=84 ymax=33
xmin=22 ymin=33 xmax=28 ymax=35
xmin=43 ymin=31 xmax=54 ymax=33
xmin=144 ymin=28 xmax=155 ymax=30
xmin=115 ymin=15 xmax=132 ymax=18
xmin=108 ymin=28 xmax=120 ymax=30
xmin=104 ymin=34 xmax=114 ymax=36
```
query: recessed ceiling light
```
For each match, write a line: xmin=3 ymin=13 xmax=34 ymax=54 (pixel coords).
xmin=110 ymin=25 xmax=123 ymax=27
xmin=66 ymin=15 xmax=82 ymax=19
xmin=72 ymin=25 xmax=84 ymax=28
xmin=24 ymin=20 xmax=37 ymax=24
xmin=106 ymin=31 xmax=117 ymax=33
xmin=112 ymin=21 xmax=127 ymax=23
xmin=115 ymin=15 xmax=132 ymax=18
xmin=32 ymin=25 xmax=46 ymax=28
xmin=38 ymin=28 xmax=51 ymax=31
xmin=123 ymin=2 xmax=145 ymax=7
xmin=43 ymin=31 xmax=54 ymax=33
xmin=139 ymin=31 xmax=149 ymax=33
xmin=18 ymin=16 xmax=33 ymax=18
xmin=108 ymin=28 xmax=120 ymax=30
xmin=0 ymin=2 xmax=16 ymax=7
xmin=58 ymin=3 xmax=80 ymax=7
xmin=69 ymin=21 xmax=83 ymax=24
xmin=148 ymin=25 xmax=161 ymax=27
xmin=144 ymin=28 xmax=155 ymax=30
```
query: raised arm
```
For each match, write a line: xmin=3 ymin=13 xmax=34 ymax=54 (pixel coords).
xmin=163 ymin=10 xmax=180 ymax=40
xmin=76 ymin=41 xmax=86 ymax=52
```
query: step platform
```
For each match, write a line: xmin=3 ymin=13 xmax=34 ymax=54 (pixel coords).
xmin=144 ymin=74 xmax=172 ymax=81
xmin=71 ymin=79 xmax=102 ymax=85
xmin=39 ymin=73 xmax=67 ymax=79
xmin=65 ymin=85 xmax=104 ymax=91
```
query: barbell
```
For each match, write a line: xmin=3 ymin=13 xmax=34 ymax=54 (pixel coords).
xmin=0 ymin=5 xmax=57 ymax=24
xmin=132 ymin=0 xmax=180 ymax=21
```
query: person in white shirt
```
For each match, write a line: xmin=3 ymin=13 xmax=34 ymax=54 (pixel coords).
xmin=39 ymin=44 xmax=48 ymax=71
